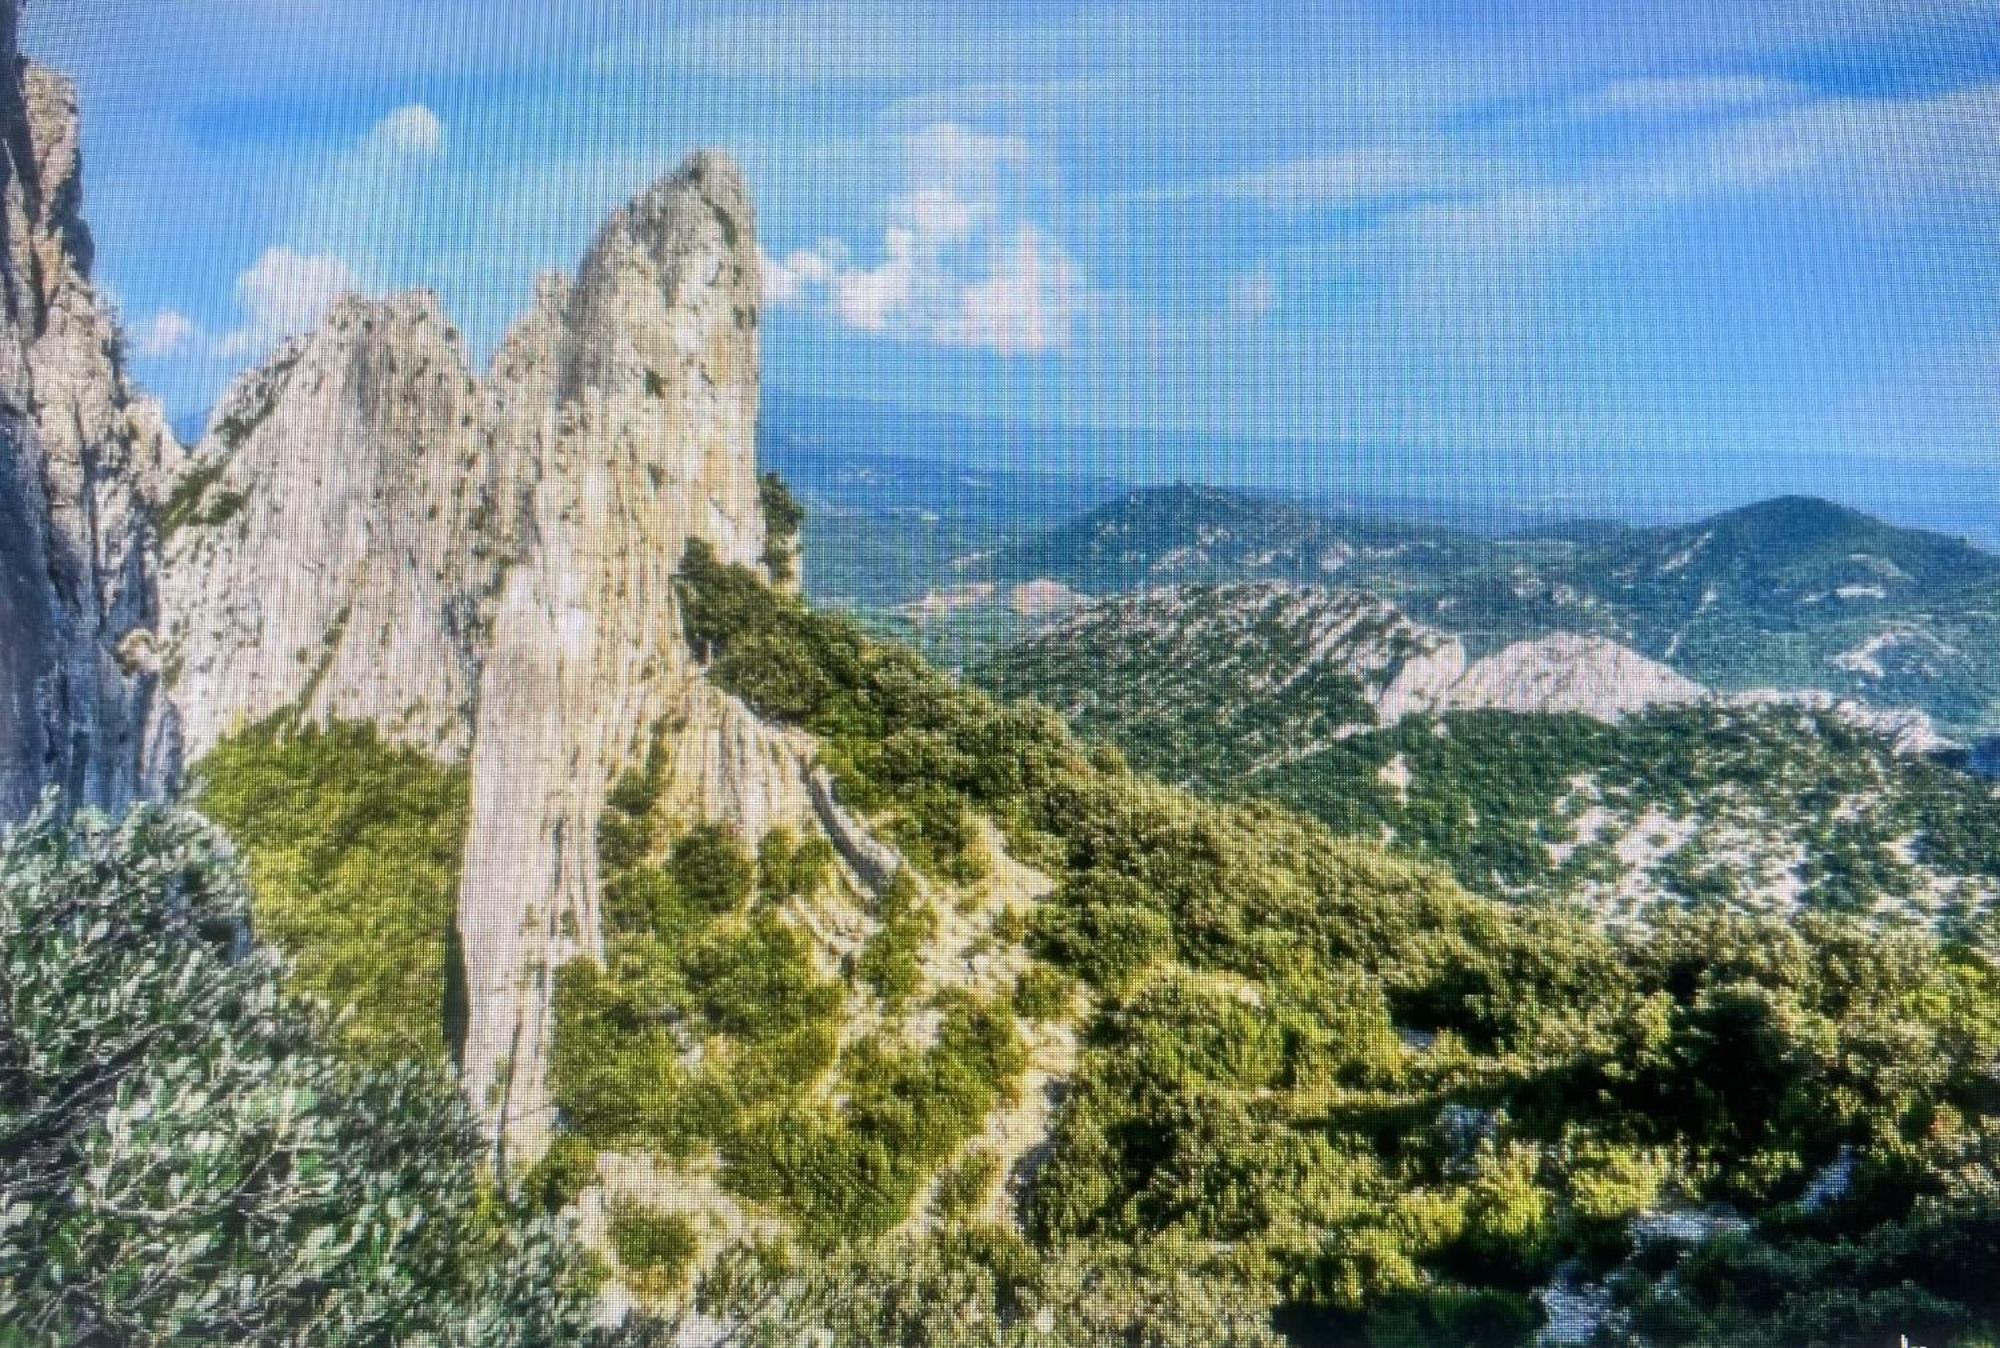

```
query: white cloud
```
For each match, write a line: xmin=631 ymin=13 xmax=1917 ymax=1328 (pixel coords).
xmin=831 ymin=227 xmax=920 ymax=332
xmin=1136 ymin=144 xmax=1509 ymax=210
xmin=133 ymin=310 xmax=199 ymax=358
xmin=368 ymin=104 xmax=444 ymax=158
xmin=945 ymin=225 xmax=1084 ymax=355
xmin=760 ymin=120 xmax=1089 ymax=354
xmin=762 ymin=241 xmax=844 ymax=305
xmin=1226 ymin=269 xmax=1279 ymax=322
xmin=219 ymin=247 xmax=360 ymax=357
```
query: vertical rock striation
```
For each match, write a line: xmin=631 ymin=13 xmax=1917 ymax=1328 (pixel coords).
xmin=160 ymin=292 xmax=508 ymax=761
xmin=151 ymin=143 xmax=788 ymax=1161
xmin=456 ymin=153 xmax=770 ymax=1163
xmin=0 ymin=5 xmax=179 ymax=817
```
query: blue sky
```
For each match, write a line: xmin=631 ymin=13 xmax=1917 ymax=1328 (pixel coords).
xmin=23 ymin=1 xmax=2000 ymax=489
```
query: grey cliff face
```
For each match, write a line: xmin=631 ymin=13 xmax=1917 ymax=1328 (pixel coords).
xmin=456 ymin=152 xmax=772 ymax=1163
xmin=154 ymin=148 xmax=781 ymax=1162
xmin=0 ymin=10 xmax=180 ymax=817
xmin=161 ymin=292 xmax=509 ymax=761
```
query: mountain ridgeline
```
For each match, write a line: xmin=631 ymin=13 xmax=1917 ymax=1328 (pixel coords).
xmin=959 ymin=483 xmax=2000 ymax=735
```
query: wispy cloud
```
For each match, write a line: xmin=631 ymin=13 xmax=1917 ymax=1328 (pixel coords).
xmin=1585 ymin=76 xmax=1810 ymax=116
xmin=763 ymin=120 xmax=1090 ymax=354
xmin=217 ymin=247 xmax=360 ymax=358
xmin=1131 ymin=144 xmax=1510 ymax=210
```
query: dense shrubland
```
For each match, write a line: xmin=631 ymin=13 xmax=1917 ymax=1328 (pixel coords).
xmin=546 ymin=710 xmax=1026 ymax=1252
xmin=0 ymin=801 xmax=602 ymax=1345
xmin=196 ymin=719 xmax=471 ymax=1064
xmin=28 ymin=534 xmax=1999 ymax=1345
xmin=673 ymin=538 xmax=2000 ymax=1346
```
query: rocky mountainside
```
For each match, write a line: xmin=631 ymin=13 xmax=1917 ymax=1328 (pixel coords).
xmin=981 ymin=582 xmax=1701 ymax=784
xmin=959 ymin=484 xmax=2000 ymax=734
xmin=156 ymin=152 xmax=817 ymax=1161
xmin=0 ymin=15 xmax=178 ymax=815
xmin=979 ymin=579 xmax=1999 ymax=930
xmin=1528 ymin=495 xmax=2000 ymax=728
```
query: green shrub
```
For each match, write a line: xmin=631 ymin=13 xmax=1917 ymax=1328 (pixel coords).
xmin=523 ymin=1130 xmax=602 ymax=1214
xmin=549 ymin=957 xmax=681 ymax=1142
xmin=759 ymin=471 xmax=806 ymax=584
xmin=0 ymin=800 xmax=600 ymax=1345
xmin=670 ymin=822 xmax=754 ymax=915
xmin=759 ymin=825 xmax=835 ymax=900
xmin=607 ymin=1203 xmax=698 ymax=1294
xmin=856 ymin=875 xmax=935 ymax=1009
xmin=1012 ymin=963 xmax=1074 ymax=1021
xmin=196 ymin=718 xmax=470 ymax=1064
xmin=933 ymin=1149 xmax=1002 ymax=1220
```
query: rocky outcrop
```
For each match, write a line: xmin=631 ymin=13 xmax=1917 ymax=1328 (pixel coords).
xmin=455 ymin=153 xmax=770 ymax=1164
xmin=0 ymin=13 xmax=179 ymax=817
xmin=659 ymin=682 xmax=821 ymax=845
xmin=1008 ymin=582 xmax=1706 ymax=738
xmin=1445 ymin=633 xmax=1704 ymax=721
xmin=150 ymin=144 xmax=786 ymax=1161
xmin=160 ymin=292 xmax=509 ymax=761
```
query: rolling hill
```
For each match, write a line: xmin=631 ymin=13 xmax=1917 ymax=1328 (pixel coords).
xmin=961 ymin=485 xmax=2000 ymax=734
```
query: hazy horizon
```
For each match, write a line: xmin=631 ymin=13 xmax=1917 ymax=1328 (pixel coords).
xmin=27 ymin=0 xmax=2000 ymax=530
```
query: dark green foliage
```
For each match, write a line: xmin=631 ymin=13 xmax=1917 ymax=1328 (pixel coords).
xmin=669 ymin=822 xmax=755 ymax=914
xmin=679 ymin=537 xmax=1082 ymax=880
xmin=0 ymin=800 xmax=602 ymax=1346
xmin=1012 ymin=963 xmax=1074 ymax=1021
xmin=196 ymin=718 xmax=471 ymax=1063
xmin=725 ymin=992 xmax=1027 ymax=1245
xmin=676 ymin=545 xmax=2000 ymax=1339
xmin=986 ymin=603 xmax=2000 ymax=920
xmin=855 ymin=872 xmax=934 ymax=1008
xmin=607 ymin=1204 xmax=697 ymax=1293
xmin=159 ymin=456 xmax=241 ymax=536
xmin=757 ymin=825 xmax=833 ymax=899
xmin=549 ymin=957 xmax=682 ymax=1141
xmin=547 ymin=697 xmax=1005 ymax=1240
xmin=759 ymin=471 xmax=806 ymax=584
xmin=522 ymin=1131 xmax=601 ymax=1215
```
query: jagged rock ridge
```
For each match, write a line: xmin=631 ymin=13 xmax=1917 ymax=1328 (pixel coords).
xmin=0 ymin=5 xmax=179 ymax=817
xmin=155 ymin=149 xmax=796 ymax=1162
xmin=161 ymin=291 xmax=508 ymax=761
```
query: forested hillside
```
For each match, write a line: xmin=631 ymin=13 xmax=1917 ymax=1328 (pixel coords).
xmin=949 ymin=486 xmax=2000 ymax=734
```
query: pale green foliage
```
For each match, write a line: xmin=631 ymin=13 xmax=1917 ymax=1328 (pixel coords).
xmin=196 ymin=720 xmax=471 ymax=1064
xmin=0 ymin=798 xmax=601 ymax=1347
xmin=663 ymin=1233 xmax=1286 ymax=1348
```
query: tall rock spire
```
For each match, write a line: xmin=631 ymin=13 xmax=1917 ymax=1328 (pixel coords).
xmin=151 ymin=140 xmax=782 ymax=1162
xmin=0 ymin=1 xmax=179 ymax=817
xmin=456 ymin=152 xmax=768 ymax=1163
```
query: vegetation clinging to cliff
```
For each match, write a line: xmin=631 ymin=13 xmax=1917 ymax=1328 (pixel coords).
xmin=196 ymin=718 xmax=471 ymax=1064
xmin=674 ymin=537 xmax=2000 ymax=1347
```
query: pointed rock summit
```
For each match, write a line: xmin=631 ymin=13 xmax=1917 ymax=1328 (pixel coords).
xmin=154 ymin=148 xmax=797 ymax=1160
xmin=455 ymin=151 xmax=775 ymax=1160
xmin=0 ymin=5 xmax=179 ymax=815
